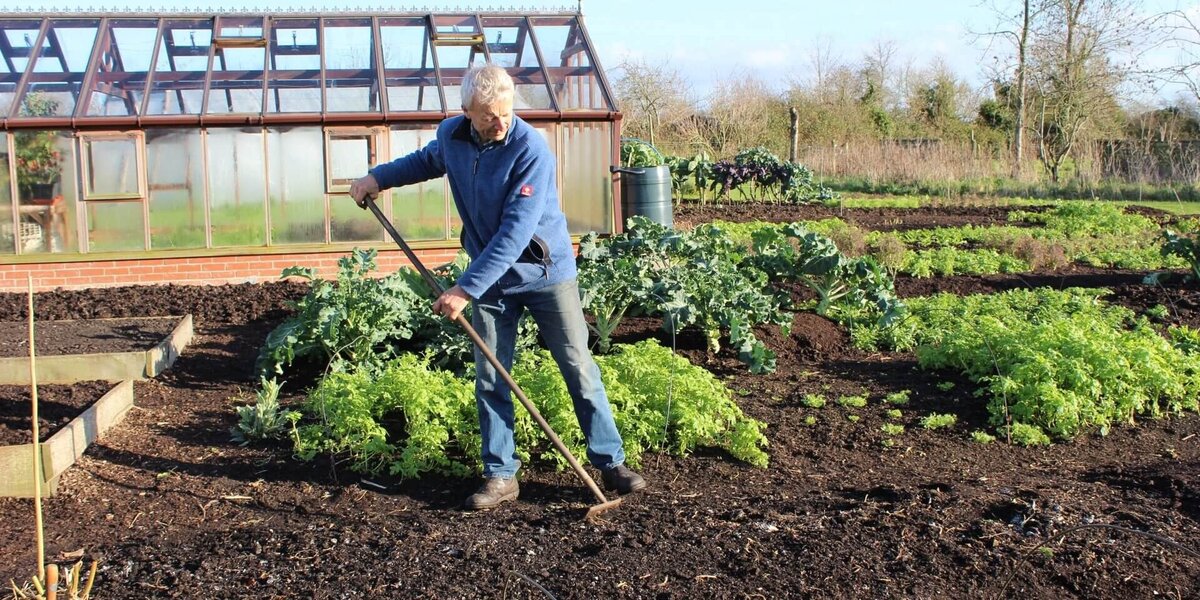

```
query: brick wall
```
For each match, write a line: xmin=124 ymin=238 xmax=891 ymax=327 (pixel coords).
xmin=0 ymin=248 xmax=464 ymax=292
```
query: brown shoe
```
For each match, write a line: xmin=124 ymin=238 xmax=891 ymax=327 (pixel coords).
xmin=464 ymin=477 xmax=519 ymax=510
xmin=600 ymin=465 xmax=646 ymax=495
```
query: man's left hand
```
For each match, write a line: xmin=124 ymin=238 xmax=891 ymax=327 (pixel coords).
xmin=433 ymin=285 xmax=471 ymax=320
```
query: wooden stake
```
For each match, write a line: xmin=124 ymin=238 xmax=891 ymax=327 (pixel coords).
xmin=28 ymin=274 xmax=45 ymax=582
xmin=44 ymin=565 xmax=57 ymax=600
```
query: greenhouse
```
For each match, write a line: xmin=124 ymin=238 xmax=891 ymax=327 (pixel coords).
xmin=0 ymin=7 xmax=618 ymax=288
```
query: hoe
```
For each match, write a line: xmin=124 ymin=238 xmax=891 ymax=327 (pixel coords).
xmin=364 ymin=197 xmax=623 ymax=520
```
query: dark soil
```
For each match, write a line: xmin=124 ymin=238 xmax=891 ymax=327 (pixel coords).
xmin=0 ymin=381 xmax=113 ymax=444
xmin=0 ymin=203 xmax=1197 ymax=599
xmin=0 ymin=317 xmax=183 ymax=358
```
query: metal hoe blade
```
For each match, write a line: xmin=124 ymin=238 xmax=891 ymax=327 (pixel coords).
xmin=364 ymin=197 xmax=621 ymax=520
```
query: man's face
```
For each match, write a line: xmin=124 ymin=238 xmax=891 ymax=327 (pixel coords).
xmin=464 ymin=96 xmax=514 ymax=142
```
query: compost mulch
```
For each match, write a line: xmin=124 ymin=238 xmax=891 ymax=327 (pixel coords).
xmin=0 ymin=201 xmax=1197 ymax=598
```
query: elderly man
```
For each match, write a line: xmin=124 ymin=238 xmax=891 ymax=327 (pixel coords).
xmin=348 ymin=64 xmax=646 ymax=510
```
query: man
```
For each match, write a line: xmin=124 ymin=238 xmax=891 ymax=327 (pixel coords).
xmin=349 ymin=64 xmax=646 ymax=510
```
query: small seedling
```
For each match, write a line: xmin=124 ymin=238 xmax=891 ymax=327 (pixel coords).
xmin=881 ymin=438 xmax=896 ymax=448
xmin=1145 ymin=304 xmax=1169 ymax=321
xmin=936 ymin=381 xmax=956 ymax=392
xmin=802 ymin=415 xmax=817 ymax=426
xmin=847 ymin=414 xmax=861 ymax=422
xmin=836 ymin=394 xmax=868 ymax=409
xmin=920 ymin=413 xmax=957 ymax=430
xmin=884 ymin=390 xmax=911 ymax=405
xmin=1037 ymin=547 xmax=1055 ymax=560
xmin=885 ymin=409 xmax=903 ymax=420
xmin=801 ymin=393 xmax=827 ymax=409
xmin=881 ymin=423 xmax=905 ymax=436
xmin=971 ymin=430 xmax=996 ymax=444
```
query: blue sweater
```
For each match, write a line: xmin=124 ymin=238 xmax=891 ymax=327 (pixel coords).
xmin=370 ymin=115 xmax=577 ymax=299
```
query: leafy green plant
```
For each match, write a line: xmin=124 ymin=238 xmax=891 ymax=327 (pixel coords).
xmin=290 ymin=340 xmax=771 ymax=477
xmin=257 ymin=249 xmax=425 ymax=376
xmin=802 ymin=416 xmax=817 ymax=426
xmin=885 ymin=409 xmax=903 ymax=420
xmin=836 ymin=394 xmax=868 ymax=408
xmin=971 ymin=430 xmax=996 ymax=444
xmin=708 ymin=146 xmax=835 ymax=204
xmin=868 ymin=288 xmax=1200 ymax=443
xmin=920 ymin=413 xmax=957 ymax=430
xmin=748 ymin=222 xmax=903 ymax=326
xmin=620 ymin=138 xmax=665 ymax=168
xmin=847 ymin=414 xmax=861 ymax=422
xmin=884 ymin=390 xmax=911 ymax=405
xmin=800 ymin=393 xmax=827 ymax=408
xmin=1162 ymin=229 xmax=1200 ymax=281
xmin=230 ymin=378 xmax=300 ymax=445
xmin=1009 ymin=422 xmax=1051 ymax=446
xmin=665 ymin=152 xmax=713 ymax=202
xmin=880 ymin=423 xmax=905 ymax=436
xmin=579 ymin=217 xmax=789 ymax=372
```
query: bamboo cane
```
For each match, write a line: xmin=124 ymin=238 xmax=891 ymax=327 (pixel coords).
xmin=28 ymin=274 xmax=46 ymax=581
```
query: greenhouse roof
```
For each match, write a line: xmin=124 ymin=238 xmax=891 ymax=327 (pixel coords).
xmin=0 ymin=6 xmax=616 ymax=129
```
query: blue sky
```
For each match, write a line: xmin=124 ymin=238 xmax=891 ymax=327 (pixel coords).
xmin=9 ymin=0 xmax=1196 ymax=104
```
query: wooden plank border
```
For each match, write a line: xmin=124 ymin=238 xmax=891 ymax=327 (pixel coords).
xmin=0 ymin=315 xmax=193 ymax=384
xmin=0 ymin=380 xmax=134 ymax=498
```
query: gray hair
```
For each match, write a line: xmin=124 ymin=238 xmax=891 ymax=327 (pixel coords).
xmin=461 ymin=64 xmax=515 ymax=109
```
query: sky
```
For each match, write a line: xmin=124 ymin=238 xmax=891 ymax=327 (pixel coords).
xmin=8 ymin=0 xmax=1197 ymax=105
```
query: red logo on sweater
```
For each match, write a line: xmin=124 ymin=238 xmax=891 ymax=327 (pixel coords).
xmin=519 ymin=184 xmax=534 ymax=197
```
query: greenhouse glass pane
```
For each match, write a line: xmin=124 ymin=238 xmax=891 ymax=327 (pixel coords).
xmin=327 ymin=134 xmax=370 ymax=191
xmin=0 ymin=20 xmax=43 ymax=117
xmin=267 ymin=19 xmax=322 ymax=113
xmin=561 ymin=121 xmax=612 ymax=234
xmin=86 ymin=19 xmax=158 ymax=116
xmin=380 ymin=17 xmax=441 ymax=113
xmin=0 ymin=140 xmax=13 ymax=254
xmin=432 ymin=18 xmax=485 ymax=111
xmin=324 ymin=18 xmax=377 ymax=113
xmin=18 ymin=130 xmax=78 ymax=255
xmin=267 ymin=127 xmax=325 ymax=244
xmin=147 ymin=129 xmax=206 ymax=250
xmin=531 ymin=18 xmax=610 ymax=111
xmin=22 ymin=20 xmax=100 ymax=117
xmin=147 ymin=19 xmax=211 ymax=115
xmin=207 ymin=46 xmax=265 ymax=114
xmin=207 ymin=128 xmax=265 ymax=247
xmin=388 ymin=126 xmax=448 ymax=241
xmin=330 ymin=194 xmax=380 ymax=243
xmin=82 ymin=136 xmax=140 ymax=198
xmin=85 ymin=200 xmax=143 ymax=253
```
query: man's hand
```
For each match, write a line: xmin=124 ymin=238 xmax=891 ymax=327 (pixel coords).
xmin=432 ymin=285 xmax=471 ymax=320
xmin=349 ymin=173 xmax=381 ymax=208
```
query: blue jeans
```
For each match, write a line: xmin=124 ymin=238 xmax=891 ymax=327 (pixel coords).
xmin=472 ymin=278 xmax=626 ymax=478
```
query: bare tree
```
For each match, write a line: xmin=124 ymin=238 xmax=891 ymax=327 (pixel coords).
xmin=703 ymin=72 xmax=788 ymax=157
xmin=1147 ymin=7 xmax=1200 ymax=103
xmin=804 ymin=35 xmax=843 ymax=100
xmin=977 ymin=0 xmax=1052 ymax=177
xmin=1028 ymin=0 xmax=1146 ymax=182
xmin=862 ymin=38 xmax=900 ymax=109
xmin=611 ymin=57 xmax=695 ymax=149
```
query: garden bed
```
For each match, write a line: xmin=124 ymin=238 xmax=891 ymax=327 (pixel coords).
xmin=0 ymin=315 xmax=193 ymax=384
xmin=0 ymin=202 xmax=1195 ymax=598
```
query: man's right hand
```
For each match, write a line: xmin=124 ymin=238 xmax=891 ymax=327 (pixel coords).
xmin=349 ymin=173 xmax=381 ymax=208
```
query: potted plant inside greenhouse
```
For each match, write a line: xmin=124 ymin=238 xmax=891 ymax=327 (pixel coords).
xmin=612 ymin=138 xmax=673 ymax=228
xmin=14 ymin=93 xmax=62 ymax=205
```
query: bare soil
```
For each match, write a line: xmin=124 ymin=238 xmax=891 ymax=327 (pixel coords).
xmin=0 ymin=381 xmax=113 ymax=444
xmin=0 ymin=317 xmax=182 ymax=358
xmin=0 ymin=202 xmax=1196 ymax=599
